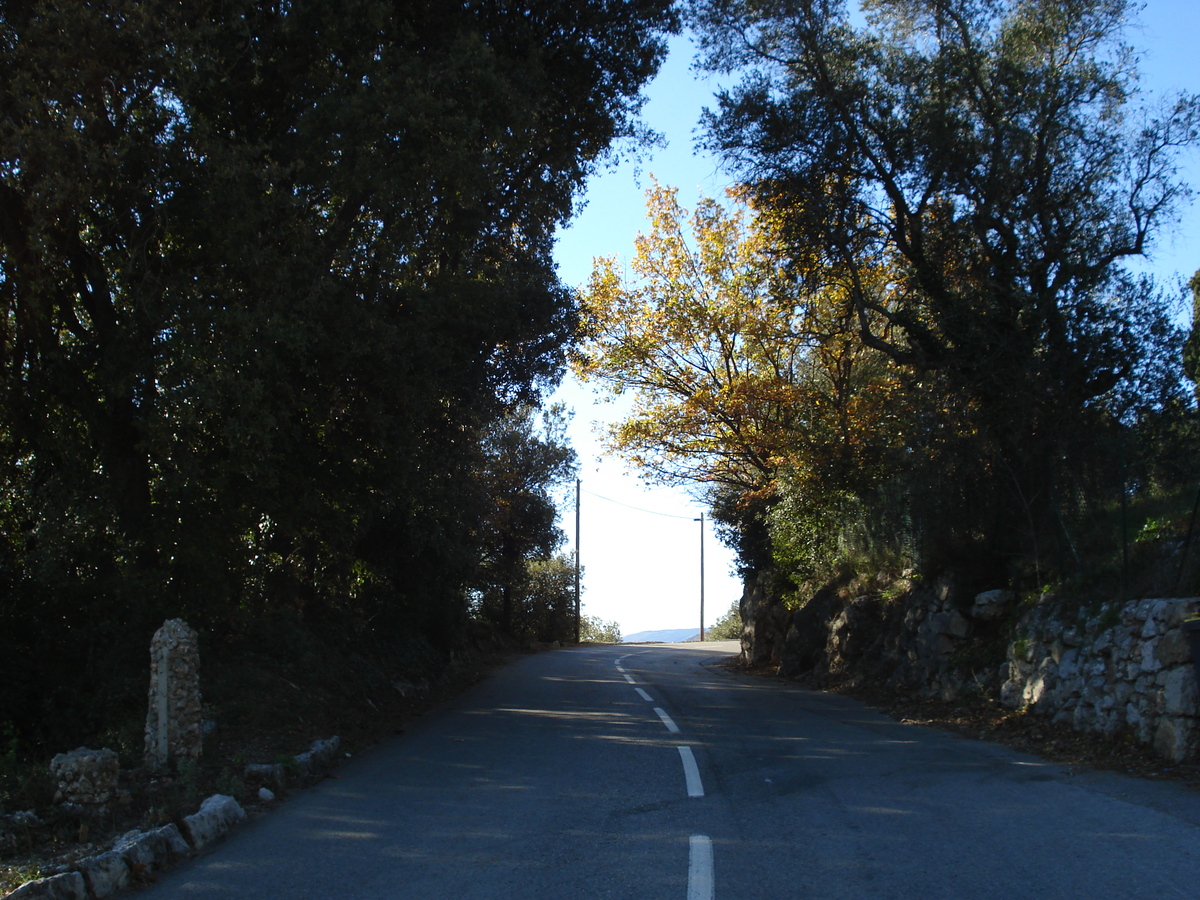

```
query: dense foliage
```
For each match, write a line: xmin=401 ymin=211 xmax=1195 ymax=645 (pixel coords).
xmin=581 ymin=614 xmax=624 ymax=643
xmin=576 ymin=184 xmax=905 ymax=576
xmin=0 ymin=0 xmax=677 ymax=752
xmin=692 ymin=0 xmax=1199 ymax=576
xmin=705 ymin=599 xmax=742 ymax=640
xmin=577 ymin=0 xmax=1199 ymax=603
xmin=472 ymin=408 xmax=578 ymax=639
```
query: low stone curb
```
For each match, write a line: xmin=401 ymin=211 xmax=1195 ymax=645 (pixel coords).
xmin=6 ymin=808 xmax=234 ymax=900
xmin=292 ymin=736 xmax=341 ymax=778
xmin=112 ymin=823 xmax=191 ymax=876
xmin=4 ymin=872 xmax=86 ymax=900
xmin=75 ymin=851 xmax=128 ymax=899
xmin=4 ymin=734 xmax=341 ymax=900
xmin=243 ymin=735 xmax=342 ymax=785
xmin=181 ymin=796 xmax=245 ymax=851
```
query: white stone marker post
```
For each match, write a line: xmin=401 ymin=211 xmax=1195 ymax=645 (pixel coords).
xmin=144 ymin=618 xmax=202 ymax=770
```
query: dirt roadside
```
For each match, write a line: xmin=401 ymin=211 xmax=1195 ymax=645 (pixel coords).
xmin=0 ymin=644 xmax=528 ymax=895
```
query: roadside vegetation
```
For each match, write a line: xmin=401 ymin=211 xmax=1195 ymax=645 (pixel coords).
xmin=4 ymin=0 xmax=1200 ymax=887
xmin=581 ymin=615 xmax=625 ymax=643
xmin=0 ymin=0 xmax=678 ymax=785
xmin=1 ymin=1 xmax=683 ymax=886
xmin=706 ymin=601 xmax=743 ymax=641
xmin=575 ymin=0 xmax=1200 ymax=611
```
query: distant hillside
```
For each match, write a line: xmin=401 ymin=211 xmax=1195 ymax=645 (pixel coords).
xmin=621 ymin=628 xmax=701 ymax=643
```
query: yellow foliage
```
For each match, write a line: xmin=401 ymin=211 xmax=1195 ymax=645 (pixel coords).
xmin=571 ymin=180 xmax=908 ymax=495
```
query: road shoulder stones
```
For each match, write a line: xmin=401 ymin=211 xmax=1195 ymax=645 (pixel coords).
xmin=5 ymin=735 xmax=343 ymax=900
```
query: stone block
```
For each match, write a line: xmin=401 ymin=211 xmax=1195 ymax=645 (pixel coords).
xmin=149 ymin=823 xmax=192 ymax=863
xmin=970 ymin=589 xmax=1014 ymax=621
xmin=77 ymin=849 xmax=130 ymax=898
xmin=1000 ymin=677 xmax=1024 ymax=709
xmin=113 ymin=829 xmax=155 ymax=873
xmin=1119 ymin=629 xmax=1139 ymax=656
xmin=1152 ymin=599 xmax=1193 ymax=632
xmin=5 ymin=872 xmax=87 ymax=900
xmin=183 ymin=794 xmax=246 ymax=850
xmin=292 ymin=734 xmax=340 ymax=777
xmin=1153 ymin=715 xmax=1197 ymax=763
xmin=1112 ymin=681 xmax=1133 ymax=707
xmin=1057 ymin=648 xmax=1079 ymax=681
xmin=1163 ymin=667 xmax=1199 ymax=716
xmin=1140 ymin=640 xmax=1163 ymax=674
xmin=1049 ymin=638 xmax=1065 ymax=664
xmin=113 ymin=823 xmax=191 ymax=874
xmin=308 ymin=736 xmax=341 ymax=768
xmin=1156 ymin=630 xmax=1192 ymax=667
xmin=1023 ymin=674 xmax=1046 ymax=706
xmin=48 ymin=748 xmax=119 ymax=811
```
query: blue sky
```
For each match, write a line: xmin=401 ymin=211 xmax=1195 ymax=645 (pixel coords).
xmin=551 ymin=3 xmax=1200 ymax=639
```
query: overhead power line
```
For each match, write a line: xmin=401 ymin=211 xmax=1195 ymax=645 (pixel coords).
xmin=579 ymin=487 xmax=697 ymax=520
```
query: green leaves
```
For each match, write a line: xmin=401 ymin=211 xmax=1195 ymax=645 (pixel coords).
xmin=0 ymin=0 xmax=676 ymax=748
xmin=688 ymin=0 xmax=1200 ymax=579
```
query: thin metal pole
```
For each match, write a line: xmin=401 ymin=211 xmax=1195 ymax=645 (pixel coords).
xmin=574 ymin=478 xmax=581 ymax=643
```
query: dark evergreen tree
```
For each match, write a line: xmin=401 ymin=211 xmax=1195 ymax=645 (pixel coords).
xmin=0 ymin=0 xmax=677 ymax=748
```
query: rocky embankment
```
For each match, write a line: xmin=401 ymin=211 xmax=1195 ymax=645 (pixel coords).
xmin=740 ymin=571 xmax=1200 ymax=763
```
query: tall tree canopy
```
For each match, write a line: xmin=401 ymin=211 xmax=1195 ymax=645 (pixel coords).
xmin=0 ymin=0 xmax=677 ymax=747
xmin=688 ymin=0 xmax=1198 ymax=574
xmin=574 ymin=182 xmax=906 ymax=569
xmin=473 ymin=404 xmax=577 ymax=635
xmin=575 ymin=181 xmax=904 ymax=491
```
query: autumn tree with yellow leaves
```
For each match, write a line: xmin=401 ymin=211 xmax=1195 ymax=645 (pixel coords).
xmin=573 ymin=181 xmax=907 ymax=573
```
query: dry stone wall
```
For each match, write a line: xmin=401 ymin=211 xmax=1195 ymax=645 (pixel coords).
xmin=742 ymin=566 xmax=1200 ymax=764
xmin=1001 ymin=597 xmax=1200 ymax=762
xmin=48 ymin=749 xmax=119 ymax=815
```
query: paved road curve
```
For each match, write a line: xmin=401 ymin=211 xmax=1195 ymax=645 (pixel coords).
xmin=138 ymin=642 xmax=1200 ymax=898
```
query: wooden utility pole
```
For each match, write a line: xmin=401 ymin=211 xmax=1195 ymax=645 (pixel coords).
xmin=695 ymin=513 xmax=705 ymax=641
xmin=574 ymin=478 xmax=581 ymax=643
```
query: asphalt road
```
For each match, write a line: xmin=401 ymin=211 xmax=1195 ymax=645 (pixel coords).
xmin=137 ymin=642 xmax=1200 ymax=899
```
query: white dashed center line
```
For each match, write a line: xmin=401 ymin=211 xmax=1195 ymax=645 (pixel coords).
xmin=653 ymin=707 xmax=680 ymax=733
xmin=678 ymin=746 xmax=704 ymax=797
xmin=612 ymin=651 xmax=714 ymax=898
xmin=688 ymin=835 xmax=714 ymax=900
